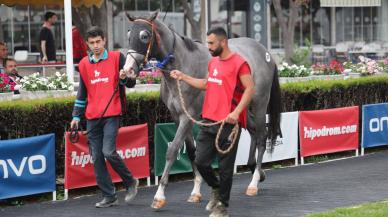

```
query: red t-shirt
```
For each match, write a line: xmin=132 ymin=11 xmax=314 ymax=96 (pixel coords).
xmin=202 ymin=53 xmax=251 ymax=128
xmin=72 ymin=27 xmax=88 ymax=60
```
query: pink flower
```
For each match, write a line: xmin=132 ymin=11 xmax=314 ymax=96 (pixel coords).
xmin=384 ymin=57 xmax=388 ymax=65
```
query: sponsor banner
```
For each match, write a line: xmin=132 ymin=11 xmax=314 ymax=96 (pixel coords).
xmin=235 ymin=112 xmax=299 ymax=165
xmin=0 ymin=134 xmax=56 ymax=200
xmin=362 ymin=103 xmax=388 ymax=148
xmin=65 ymin=124 xmax=149 ymax=189
xmin=154 ymin=123 xmax=217 ymax=177
xmin=299 ymin=106 xmax=359 ymax=157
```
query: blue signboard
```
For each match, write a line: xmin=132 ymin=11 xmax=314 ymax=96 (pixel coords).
xmin=362 ymin=103 xmax=388 ymax=148
xmin=0 ymin=134 xmax=56 ymax=199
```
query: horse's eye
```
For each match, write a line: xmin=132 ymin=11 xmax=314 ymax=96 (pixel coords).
xmin=139 ymin=30 xmax=150 ymax=43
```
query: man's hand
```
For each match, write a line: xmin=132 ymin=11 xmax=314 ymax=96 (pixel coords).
xmin=41 ymin=56 xmax=48 ymax=63
xmin=225 ymin=111 xmax=239 ymax=125
xmin=120 ymin=69 xmax=136 ymax=80
xmin=70 ymin=119 xmax=79 ymax=130
xmin=170 ymin=70 xmax=185 ymax=80
xmin=119 ymin=69 xmax=127 ymax=79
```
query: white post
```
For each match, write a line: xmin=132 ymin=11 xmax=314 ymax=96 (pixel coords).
xmin=233 ymin=165 xmax=237 ymax=174
xmin=64 ymin=189 xmax=69 ymax=200
xmin=295 ymin=156 xmax=298 ymax=166
xmin=301 ymin=157 xmax=304 ymax=165
xmin=355 ymin=149 xmax=359 ymax=157
xmin=64 ymin=0 xmax=74 ymax=84
xmin=155 ymin=176 xmax=159 ymax=186
xmin=147 ymin=177 xmax=151 ymax=186
xmin=52 ymin=191 xmax=57 ymax=201
xmin=361 ymin=148 xmax=365 ymax=156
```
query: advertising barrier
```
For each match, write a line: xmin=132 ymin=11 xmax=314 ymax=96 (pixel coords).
xmin=299 ymin=106 xmax=359 ymax=161
xmin=361 ymin=103 xmax=388 ymax=154
xmin=235 ymin=112 xmax=299 ymax=166
xmin=154 ymin=123 xmax=218 ymax=184
xmin=0 ymin=134 xmax=56 ymax=200
xmin=64 ymin=124 xmax=149 ymax=191
xmin=154 ymin=123 xmax=199 ymax=177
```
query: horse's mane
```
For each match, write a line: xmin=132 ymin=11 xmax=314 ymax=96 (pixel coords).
xmin=178 ymin=35 xmax=200 ymax=52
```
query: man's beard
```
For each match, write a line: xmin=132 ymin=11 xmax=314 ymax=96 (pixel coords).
xmin=209 ymin=46 xmax=223 ymax=57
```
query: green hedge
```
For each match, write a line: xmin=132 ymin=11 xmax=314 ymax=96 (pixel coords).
xmin=1 ymin=76 xmax=388 ymax=177
xmin=0 ymin=92 xmax=172 ymax=176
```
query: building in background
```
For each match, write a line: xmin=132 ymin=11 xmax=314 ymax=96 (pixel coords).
xmin=0 ymin=0 xmax=387 ymax=60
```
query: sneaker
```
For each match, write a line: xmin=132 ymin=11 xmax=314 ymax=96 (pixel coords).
xmin=206 ymin=188 xmax=220 ymax=211
xmin=125 ymin=178 xmax=139 ymax=203
xmin=95 ymin=197 xmax=119 ymax=208
xmin=209 ymin=201 xmax=229 ymax=217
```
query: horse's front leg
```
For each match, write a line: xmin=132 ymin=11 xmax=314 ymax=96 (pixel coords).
xmin=185 ymin=134 xmax=203 ymax=203
xmin=151 ymin=118 xmax=193 ymax=210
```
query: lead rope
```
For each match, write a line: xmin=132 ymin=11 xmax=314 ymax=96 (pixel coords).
xmin=176 ymin=79 xmax=239 ymax=154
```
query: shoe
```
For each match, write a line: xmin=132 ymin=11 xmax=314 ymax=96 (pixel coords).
xmin=95 ymin=197 xmax=119 ymax=208
xmin=125 ymin=178 xmax=139 ymax=203
xmin=209 ymin=201 xmax=229 ymax=217
xmin=206 ymin=188 xmax=220 ymax=211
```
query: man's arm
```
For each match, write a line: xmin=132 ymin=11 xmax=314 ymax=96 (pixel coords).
xmin=40 ymin=28 xmax=48 ymax=63
xmin=170 ymin=69 xmax=207 ymax=90
xmin=225 ymin=73 xmax=255 ymax=124
xmin=70 ymin=77 xmax=87 ymax=129
xmin=41 ymin=41 xmax=47 ymax=63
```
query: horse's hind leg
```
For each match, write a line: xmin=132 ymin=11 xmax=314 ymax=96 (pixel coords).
xmin=246 ymin=110 xmax=267 ymax=196
xmin=152 ymin=118 xmax=193 ymax=210
xmin=185 ymin=134 xmax=203 ymax=203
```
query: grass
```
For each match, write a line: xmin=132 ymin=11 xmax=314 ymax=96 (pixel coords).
xmin=306 ymin=200 xmax=388 ymax=217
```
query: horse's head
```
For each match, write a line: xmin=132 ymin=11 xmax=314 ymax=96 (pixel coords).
xmin=123 ymin=11 xmax=163 ymax=76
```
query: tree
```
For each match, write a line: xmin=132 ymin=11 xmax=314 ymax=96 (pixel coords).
xmin=72 ymin=2 xmax=110 ymax=47
xmin=272 ymin=0 xmax=310 ymax=63
xmin=181 ymin=0 xmax=207 ymax=42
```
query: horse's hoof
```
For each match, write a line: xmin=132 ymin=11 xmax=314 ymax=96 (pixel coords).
xmin=187 ymin=194 xmax=201 ymax=203
xmin=151 ymin=198 xmax=167 ymax=210
xmin=246 ymin=186 xmax=258 ymax=196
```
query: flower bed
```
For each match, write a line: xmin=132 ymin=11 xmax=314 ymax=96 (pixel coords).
xmin=344 ymin=56 xmax=383 ymax=76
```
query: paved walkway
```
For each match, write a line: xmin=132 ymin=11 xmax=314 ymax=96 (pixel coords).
xmin=1 ymin=151 xmax=388 ymax=217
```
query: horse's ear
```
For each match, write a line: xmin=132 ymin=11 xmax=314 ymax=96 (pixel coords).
xmin=125 ymin=12 xmax=136 ymax=22
xmin=149 ymin=10 xmax=159 ymax=21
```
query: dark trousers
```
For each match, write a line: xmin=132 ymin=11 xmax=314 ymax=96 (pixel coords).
xmin=194 ymin=122 xmax=242 ymax=207
xmin=87 ymin=116 xmax=135 ymax=198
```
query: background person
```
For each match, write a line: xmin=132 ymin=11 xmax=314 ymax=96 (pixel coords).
xmin=0 ymin=42 xmax=8 ymax=73
xmin=3 ymin=58 xmax=22 ymax=94
xmin=39 ymin=11 xmax=57 ymax=63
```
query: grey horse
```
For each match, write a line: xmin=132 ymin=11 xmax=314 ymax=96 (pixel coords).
xmin=123 ymin=11 xmax=281 ymax=210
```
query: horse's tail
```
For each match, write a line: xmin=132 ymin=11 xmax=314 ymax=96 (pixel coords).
xmin=267 ymin=64 xmax=282 ymax=153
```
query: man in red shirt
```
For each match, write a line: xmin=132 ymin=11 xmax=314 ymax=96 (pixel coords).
xmin=72 ymin=24 xmax=88 ymax=63
xmin=70 ymin=26 xmax=138 ymax=208
xmin=170 ymin=27 xmax=254 ymax=217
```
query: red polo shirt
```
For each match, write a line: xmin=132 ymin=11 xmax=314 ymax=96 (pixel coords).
xmin=202 ymin=53 xmax=251 ymax=128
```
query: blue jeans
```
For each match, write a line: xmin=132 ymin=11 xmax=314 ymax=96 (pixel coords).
xmin=87 ymin=116 xmax=135 ymax=198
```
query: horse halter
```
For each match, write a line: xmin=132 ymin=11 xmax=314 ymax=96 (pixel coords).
xmin=127 ymin=19 xmax=161 ymax=71
xmin=127 ymin=19 xmax=175 ymax=73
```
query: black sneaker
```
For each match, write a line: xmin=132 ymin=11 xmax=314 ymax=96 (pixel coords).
xmin=95 ymin=197 xmax=119 ymax=208
xmin=125 ymin=178 xmax=139 ymax=203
